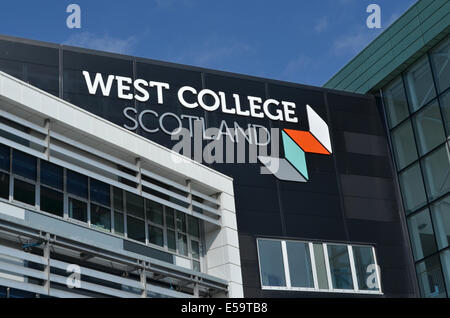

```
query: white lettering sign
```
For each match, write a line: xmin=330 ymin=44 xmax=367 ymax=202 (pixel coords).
xmin=82 ymin=71 xmax=299 ymax=124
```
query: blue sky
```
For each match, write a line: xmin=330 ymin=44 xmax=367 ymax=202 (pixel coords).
xmin=0 ymin=0 xmax=416 ymax=86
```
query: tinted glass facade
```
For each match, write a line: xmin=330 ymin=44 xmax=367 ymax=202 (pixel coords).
xmin=382 ymin=35 xmax=450 ymax=298
xmin=0 ymin=34 xmax=418 ymax=297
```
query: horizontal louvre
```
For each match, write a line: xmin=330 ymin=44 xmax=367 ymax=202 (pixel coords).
xmin=0 ymin=242 xmax=204 ymax=298
xmin=0 ymin=108 xmax=222 ymax=226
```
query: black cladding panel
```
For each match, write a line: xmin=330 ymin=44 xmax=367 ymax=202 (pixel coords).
xmin=0 ymin=39 xmax=59 ymax=95
xmin=0 ymin=37 xmax=417 ymax=298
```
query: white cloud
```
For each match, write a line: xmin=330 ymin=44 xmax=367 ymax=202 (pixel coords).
xmin=314 ymin=17 xmax=328 ymax=34
xmin=282 ymin=54 xmax=313 ymax=78
xmin=63 ymin=32 xmax=136 ymax=55
xmin=332 ymin=10 xmax=403 ymax=57
xmin=280 ymin=54 xmax=328 ymax=86
xmin=170 ymin=37 xmax=253 ymax=69
xmin=332 ymin=27 xmax=380 ymax=56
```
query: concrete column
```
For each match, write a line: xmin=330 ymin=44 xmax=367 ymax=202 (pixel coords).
xmin=204 ymin=191 xmax=243 ymax=298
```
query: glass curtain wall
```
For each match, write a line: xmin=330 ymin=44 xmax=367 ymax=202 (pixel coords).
xmin=382 ymin=35 xmax=450 ymax=298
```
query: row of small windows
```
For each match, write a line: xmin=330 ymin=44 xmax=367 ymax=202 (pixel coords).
xmin=0 ymin=144 xmax=202 ymax=271
xmin=257 ymin=238 xmax=381 ymax=293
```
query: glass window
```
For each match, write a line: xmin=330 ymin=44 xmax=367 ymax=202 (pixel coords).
xmin=126 ymin=192 xmax=144 ymax=218
xmin=40 ymin=161 xmax=63 ymax=190
xmin=167 ymin=229 xmax=176 ymax=251
xmin=12 ymin=150 xmax=36 ymax=180
xmin=0 ymin=172 xmax=9 ymax=199
xmin=148 ymin=225 xmax=164 ymax=247
xmin=405 ymin=56 xmax=437 ymax=112
xmin=440 ymin=91 xmax=450 ymax=136
xmin=327 ymin=244 xmax=354 ymax=290
xmin=90 ymin=179 xmax=110 ymax=207
xmin=176 ymin=211 xmax=186 ymax=233
xmin=408 ymin=208 xmax=437 ymax=261
xmin=422 ymin=145 xmax=450 ymax=201
xmin=398 ymin=163 xmax=428 ymax=214
xmin=391 ymin=120 xmax=418 ymax=170
xmin=430 ymin=36 xmax=450 ymax=93
xmin=191 ymin=240 xmax=200 ymax=260
xmin=146 ymin=199 xmax=163 ymax=225
xmin=91 ymin=204 xmax=111 ymax=231
xmin=412 ymin=101 xmax=446 ymax=156
xmin=258 ymin=239 xmax=286 ymax=287
xmin=127 ymin=216 xmax=145 ymax=242
xmin=13 ymin=179 xmax=35 ymax=206
xmin=67 ymin=170 xmax=88 ymax=199
xmin=114 ymin=211 xmax=124 ymax=235
xmin=313 ymin=243 xmax=329 ymax=290
xmin=177 ymin=233 xmax=188 ymax=256
xmin=383 ymin=77 xmax=409 ymax=127
xmin=255 ymin=239 xmax=381 ymax=293
xmin=69 ymin=197 xmax=87 ymax=222
xmin=353 ymin=246 xmax=379 ymax=291
xmin=416 ymin=255 xmax=447 ymax=298
xmin=0 ymin=145 xmax=10 ymax=172
xmin=113 ymin=187 xmax=123 ymax=211
xmin=188 ymin=216 xmax=200 ymax=237
xmin=40 ymin=187 xmax=63 ymax=217
xmin=166 ymin=208 xmax=175 ymax=229
xmin=193 ymin=260 xmax=201 ymax=272
xmin=286 ymin=241 xmax=314 ymax=288
xmin=440 ymin=250 xmax=450 ymax=296
xmin=431 ymin=196 xmax=450 ymax=250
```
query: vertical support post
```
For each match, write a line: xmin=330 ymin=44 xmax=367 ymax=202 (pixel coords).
xmin=44 ymin=119 xmax=51 ymax=160
xmin=136 ymin=158 xmax=142 ymax=195
xmin=186 ymin=180 xmax=193 ymax=213
xmin=193 ymin=279 xmax=200 ymax=297
xmin=43 ymin=241 xmax=51 ymax=296
xmin=348 ymin=245 xmax=359 ymax=292
xmin=140 ymin=262 xmax=147 ymax=298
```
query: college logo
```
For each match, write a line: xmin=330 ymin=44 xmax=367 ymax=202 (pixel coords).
xmin=82 ymin=72 xmax=332 ymax=182
xmin=258 ymin=105 xmax=332 ymax=182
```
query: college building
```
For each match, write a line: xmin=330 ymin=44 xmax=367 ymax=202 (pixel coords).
xmin=0 ymin=0 xmax=448 ymax=298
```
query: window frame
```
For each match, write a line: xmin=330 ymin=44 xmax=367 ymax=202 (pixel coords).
xmin=256 ymin=238 xmax=383 ymax=295
xmin=124 ymin=192 xmax=146 ymax=243
xmin=88 ymin=178 xmax=112 ymax=232
xmin=11 ymin=150 xmax=37 ymax=208
xmin=146 ymin=199 xmax=165 ymax=247
xmin=112 ymin=187 xmax=125 ymax=236
xmin=39 ymin=159 xmax=64 ymax=217
xmin=0 ymin=146 xmax=11 ymax=201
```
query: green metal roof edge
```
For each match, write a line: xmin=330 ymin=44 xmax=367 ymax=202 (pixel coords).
xmin=323 ymin=0 xmax=450 ymax=93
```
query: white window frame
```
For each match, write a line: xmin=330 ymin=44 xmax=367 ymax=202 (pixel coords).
xmin=257 ymin=238 xmax=383 ymax=295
